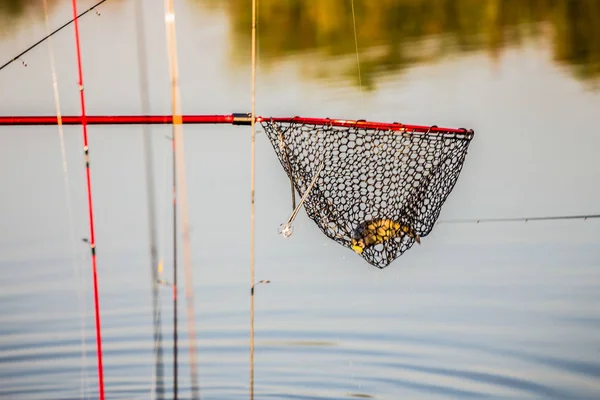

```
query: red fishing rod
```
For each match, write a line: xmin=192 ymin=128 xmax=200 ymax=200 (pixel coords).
xmin=70 ymin=0 xmax=105 ymax=398
xmin=0 ymin=114 xmax=471 ymax=133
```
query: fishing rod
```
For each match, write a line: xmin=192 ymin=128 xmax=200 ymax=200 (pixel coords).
xmin=249 ymin=0 xmax=257 ymax=397
xmin=163 ymin=0 xmax=202 ymax=398
xmin=133 ymin=0 xmax=165 ymax=397
xmin=172 ymin=116 xmax=178 ymax=400
xmin=69 ymin=0 xmax=105 ymax=398
xmin=162 ymin=14 xmax=202 ymax=400
xmin=0 ymin=0 xmax=107 ymax=72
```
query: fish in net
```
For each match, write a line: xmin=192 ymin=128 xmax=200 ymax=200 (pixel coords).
xmin=259 ymin=117 xmax=474 ymax=268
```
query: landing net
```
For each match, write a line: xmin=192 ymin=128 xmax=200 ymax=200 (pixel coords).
xmin=0 ymin=113 xmax=475 ymax=268
xmin=260 ymin=117 xmax=475 ymax=268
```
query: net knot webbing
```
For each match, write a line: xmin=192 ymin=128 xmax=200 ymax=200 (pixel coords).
xmin=261 ymin=119 xmax=474 ymax=268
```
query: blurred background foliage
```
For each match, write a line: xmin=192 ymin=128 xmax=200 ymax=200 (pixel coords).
xmin=199 ymin=0 xmax=600 ymax=90
xmin=2 ymin=0 xmax=599 ymax=90
xmin=0 ymin=0 xmax=60 ymax=34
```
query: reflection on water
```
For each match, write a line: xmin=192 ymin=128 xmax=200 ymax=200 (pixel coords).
xmin=0 ymin=0 xmax=121 ymax=36
xmin=0 ymin=0 xmax=58 ymax=31
xmin=2 ymin=268 xmax=600 ymax=399
xmin=0 ymin=0 xmax=36 ymax=16
xmin=198 ymin=0 xmax=600 ymax=90
xmin=2 ymin=0 xmax=599 ymax=88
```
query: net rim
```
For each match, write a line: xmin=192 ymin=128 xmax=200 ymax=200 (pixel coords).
xmin=257 ymin=116 xmax=474 ymax=136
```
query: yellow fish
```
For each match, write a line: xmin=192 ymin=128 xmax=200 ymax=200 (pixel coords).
xmin=350 ymin=218 xmax=421 ymax=254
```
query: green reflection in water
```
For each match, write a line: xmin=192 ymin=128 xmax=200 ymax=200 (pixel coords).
xmin=2 ymin=0 xmax=599 ymax=89
xmin=0 ymin=0 xmax=59 ymax=35
xmin=0 ymin=0 xmax=30 ymax=16
xmin=199 ymin=0 xmax=600 ymax=90
xmin=0 ymin=0 xmax=118 ymax=36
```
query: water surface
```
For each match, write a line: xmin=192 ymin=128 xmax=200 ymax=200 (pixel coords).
xmin=1 ymin=0 xmax=599 ymax=399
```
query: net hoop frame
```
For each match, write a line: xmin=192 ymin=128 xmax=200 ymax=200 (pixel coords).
xmin=258 ymin=117 xmax=474 ymax=136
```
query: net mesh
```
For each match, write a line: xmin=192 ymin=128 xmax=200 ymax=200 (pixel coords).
xmin=261 ymin=119 xmax=474 ymax=268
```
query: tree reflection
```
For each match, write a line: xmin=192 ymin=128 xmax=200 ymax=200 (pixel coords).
xmin=2 ymin=0 xmax=598 ymax=89
xmin=200 ymin=0 xmax=600 ymax=90
xmin=0 ymin=0 xmax=59 ymax=33
xmin=0 ymin=0 xmax=32 ymax=16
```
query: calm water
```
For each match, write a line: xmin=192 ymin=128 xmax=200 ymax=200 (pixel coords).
xmin=1 ymin=0 xmax=600 ymax=399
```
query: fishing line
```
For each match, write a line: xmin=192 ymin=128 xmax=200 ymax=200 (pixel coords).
xmin=349 ymin=0 xmax=376 ymax=275
xmin=437 ymin=214 xmax=600 ymax=224
xmin=42 ymin=0 xmax=90 ymax=398
xmin=0 ymin=0 xmax=107 ymax=72
xmin=350 ymin=0 xmax=363 ymax=98
xmin=157 ymin=141 xmax=171 ymax=278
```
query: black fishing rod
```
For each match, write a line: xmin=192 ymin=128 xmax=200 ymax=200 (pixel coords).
xmin=0 ymin=0 xmax=108 ymax=72
xmin=133 ymin=0 xmax=165 ymax=397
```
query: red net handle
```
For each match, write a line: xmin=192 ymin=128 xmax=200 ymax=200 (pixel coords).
xmin=0 ymin=113 xmax=474 ymax=135
xmin=0 ymin=114 xmax=241 ymax=126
